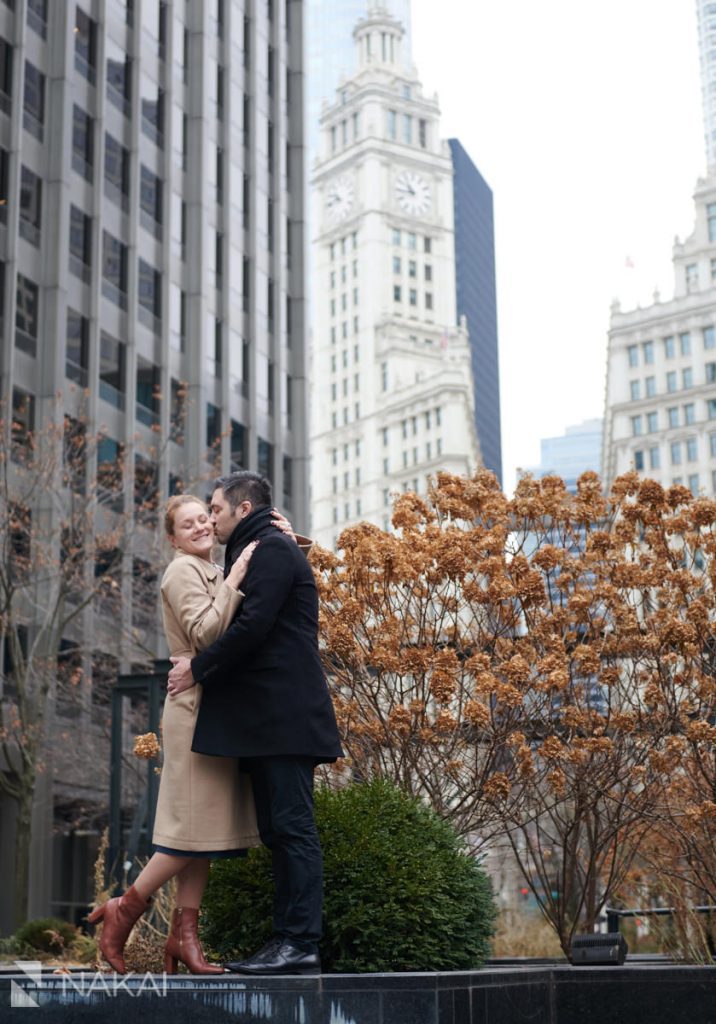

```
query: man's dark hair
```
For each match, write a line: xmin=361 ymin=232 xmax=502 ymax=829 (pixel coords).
xmin=213 ymin=471 xmax=272 ymax=511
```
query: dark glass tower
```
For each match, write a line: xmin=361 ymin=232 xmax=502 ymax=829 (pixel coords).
xmin=448 ymin=138 xmax=502 ymax=485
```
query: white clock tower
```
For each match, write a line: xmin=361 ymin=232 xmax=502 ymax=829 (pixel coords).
xmin=310 ymin=5 xmax=481 ymax=547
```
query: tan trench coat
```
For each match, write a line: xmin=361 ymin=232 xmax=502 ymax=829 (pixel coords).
xmin=152 ymin=552 xmax=260 ymax=852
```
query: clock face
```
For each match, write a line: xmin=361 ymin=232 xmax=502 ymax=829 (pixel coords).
xmin=395 ymin=171 xmax=431 ymax=216
xmin=325 ymin=175 xmax=355 ymax=224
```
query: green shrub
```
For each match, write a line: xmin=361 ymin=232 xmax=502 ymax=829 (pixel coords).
xmin=14 ymin=917 xmax=78 ymax=954
xmin=201 ymin=778 xmax=497 ymax=972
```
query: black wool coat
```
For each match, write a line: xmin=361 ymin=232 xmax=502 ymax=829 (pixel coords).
xmin=191 ymin=506 xmax=344 ymax=762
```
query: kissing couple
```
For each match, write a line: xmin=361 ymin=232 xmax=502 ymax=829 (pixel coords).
xmin=89 ymin=471 xmax=343 ymax=975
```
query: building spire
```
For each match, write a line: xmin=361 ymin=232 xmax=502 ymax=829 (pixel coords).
xmin=353 ymin=4 xmax=407 ymax=71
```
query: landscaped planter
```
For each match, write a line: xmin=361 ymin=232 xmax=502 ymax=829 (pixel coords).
xmin=2 ymin=962 xmax=716 ymax=1022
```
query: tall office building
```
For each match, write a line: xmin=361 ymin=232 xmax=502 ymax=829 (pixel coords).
xmin=306 ymin=0 xmax=411 ymax=159
xmin=0 ymin=0 xmax=306 ymax=928
xmin=310 ymin=7 xmax=480 ymax=549
xmin=697 ymin=0 xmax=716 ymax=172
xmin=603 ymin=5 xmax=716 ymax=493
xmin=449 ymin=138 xmax=502 ymax=484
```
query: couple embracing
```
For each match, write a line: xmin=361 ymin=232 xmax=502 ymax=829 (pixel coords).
xmin=89 ymin=471 xmax=343 ymax=976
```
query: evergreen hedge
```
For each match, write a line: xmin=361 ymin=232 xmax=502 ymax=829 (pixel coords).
xmin=201 ymin=778 xmax=496 ymax=972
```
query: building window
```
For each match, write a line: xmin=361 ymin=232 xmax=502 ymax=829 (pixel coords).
xmin=0 ymin=148 xmax=7 ymax=223
xmin=709 ymin=399 xmax=716 ymax=420
xmin=393 ymin=256 xmax=401 ymax=274
xmin=680 ymin=331 xmax=691 ymax=355
xmin=685 ymin=437 xmax=698 ymax=462
xmin=207 ymin=402 xmax=221 ymax=453
xmin=0 ymin=38 xmax=12 ymax=115
xmin=705 ymin=326 xmax=716 ymax=351
xmin=631 ymin=415 xmax=643 ymax=437
xmin=102 ymin=231 xmax=128 ymax=308
xmin=168 ymin=379 xmax=185 ymax=445
xmin=11 ymin=388 xmax=35 ymax=463
xmin=667 ymin=406 xmax=679 ymax=428
xmin=23 ymin=61 xmax=45 ymax=140
xmin=69 ymin=205 xmax=92 ymax=283
xmin=712 ymin=259 xmax=716 ymax=283
xmin=409 ymin=288 xmax=417 ymax=307
xmin=104 ymin=133 xmax=129 ymax=210
xmin=425 ymin=292 xmax=433 ymax=310
xmin=106 ymin=54 xmax=131 ymax=115
xmin=627 ymin=344 xmax=638 ymax=367
xmin=418 ymin=118 xmax=427 ymax=148
xmin=402 ymin=113 xmax=412 ymax=144
xmin=649 ymin=446 xmax=660 ymax=470
xmin=645 ymin=376 xmax=656 ymax=398
xmin=66 ymin=309 xmax=89 ymax=386
xmin=72 ymin=106 xmax=93 ymax=181
xmin=134 ymin=454 xmax=159 ymax=524
xmin=394 ymin=285 xmax=401 ymax=302
xmin=140 ymin=165 xmax=162 ymax=237
xmin=686 ymin=264 xmax=698 ymax=292
xmin=387 ymin=109 xmax=397 ymax=140
xmin=664 ymin=336 xmax=675 ymax=358
xmin=710 ymin=433 xmax=716 ymax=458
xmin=630 ymin=380 xmax=640 ymax=401
xmin=258 ymin=438 xmax=274 ymax=483
xmin=647 ymin=411 xmax=658 ymax=432
xmin=74 ymin=8 xmax=97 ymax=83
xmin=670 ymin=441 xmax=681 ymax=465
xmin=15 ymin=274 xmax=38 ymax=357
xmin=138 ymin=259 xmax=162 ymax=331
xmin=408 ymin=260 xmax=417 ymax=278
xmin=225 ymin=420 xmax=244 ymax=471
xmin=141 ymin=87 xmax=165 ymax=148
xmin=666 ymin=371 xmax=677 ymax=393
xmin=684 ymin=403 xmax=695 ymax=425
xmin=708 ymin=202 xmax=716 ymax=242
xmin=136 ymin=357 xmax=160 ymax=428
xmin=688 ymin=473 xmax=699 ymax=495
xmin=634 ymin=450 xmax=644 ymax=471
xmin=682 ymin=367 xmax=693 ymax=389
xmin=19 ymin=165 xmax=41 ymax=247
xmin=99 ymin=332 xmax=126 ymax=409
xmin=642 ymin=340 xmax=654 ymax=364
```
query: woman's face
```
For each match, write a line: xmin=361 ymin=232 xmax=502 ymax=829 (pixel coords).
xmin=170 ymin=502 xmax=215 ymax=558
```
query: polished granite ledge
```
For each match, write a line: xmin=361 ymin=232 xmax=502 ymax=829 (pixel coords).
xmin=1 ymin=963 xmax=716 ymax=1023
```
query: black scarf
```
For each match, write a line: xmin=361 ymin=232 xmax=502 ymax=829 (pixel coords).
xmin=223 ymin=504 xmax=273 ymax=578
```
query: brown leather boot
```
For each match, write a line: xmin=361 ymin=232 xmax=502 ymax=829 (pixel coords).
xmin=88 ymin=884 xmax=151 ymax=973
xmin=164 ymin=907 xmax=224 ymax=975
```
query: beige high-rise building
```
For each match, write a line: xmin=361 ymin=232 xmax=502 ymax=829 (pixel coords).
xmin=603 ymin=3 xmax=716 ymax=493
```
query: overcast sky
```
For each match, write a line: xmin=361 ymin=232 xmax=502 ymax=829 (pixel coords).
xmin=410 ymin=0 xmax=704 ymax=491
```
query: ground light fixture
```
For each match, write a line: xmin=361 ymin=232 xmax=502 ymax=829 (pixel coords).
xmin=570 ymin=933 xmax=628 ymax=965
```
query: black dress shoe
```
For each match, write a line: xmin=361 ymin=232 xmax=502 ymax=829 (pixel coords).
xmin=225 ymin=939 xmax=320 ymax=976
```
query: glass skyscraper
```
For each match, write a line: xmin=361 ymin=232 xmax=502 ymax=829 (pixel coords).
xmin=449 ymin=138 xmax=502 ymax=484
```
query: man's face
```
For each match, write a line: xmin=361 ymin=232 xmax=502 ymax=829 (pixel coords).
xmin=209 ymin=488 xmax=250 ymax=544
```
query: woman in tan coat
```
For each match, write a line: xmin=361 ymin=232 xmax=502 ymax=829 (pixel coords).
xmin=90 ymin=494 xmax=300 ymax=974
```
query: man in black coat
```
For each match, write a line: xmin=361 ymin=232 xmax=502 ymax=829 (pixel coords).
xmin=167 ymin=471 xmax=343 ymax=975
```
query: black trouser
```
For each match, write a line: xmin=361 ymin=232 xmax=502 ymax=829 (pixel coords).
xmin=245 ymin=756 xmax=322 ymax=953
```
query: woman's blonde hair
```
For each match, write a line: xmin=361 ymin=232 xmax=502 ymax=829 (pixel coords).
xmin=164 ymin=494 xmax=208 ymax=537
